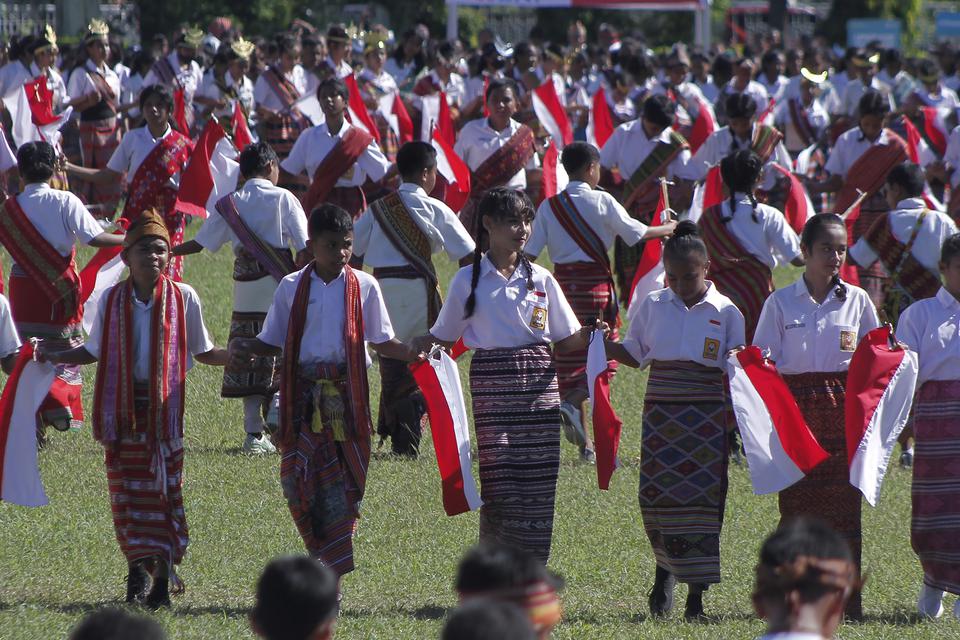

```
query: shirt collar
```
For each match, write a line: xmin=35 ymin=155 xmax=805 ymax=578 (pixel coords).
xmin=792 ymin=275 xmax=847 ymax=302
xmin=310 ymin=268 xmax=345 ymax=284
xmin=398 ymin=183 xmax=426 ymax=196
xmin=482 ymin=118 xmax=516 ymax=137
xmin=243 ymin=177 xmax=273 ymax=189
xmin=480 ymin=254 xmax=527 ymax=283
xmin=23 ymin=182 xmax=49 ymax=194
xmin=661 ymin=282 xmax=724 ymax=312
xmin=565 ymin=180 xmax=591 ymax=193
xmin=896 ymin=197 xmax=926 ymax=209
xmin=937 ymin=287 xmax=960 ymax=309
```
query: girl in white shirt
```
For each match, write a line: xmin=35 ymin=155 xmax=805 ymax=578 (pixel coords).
xmin=605 ymin=221 xmax=746 ymax=621
xmin=427 ymin=187 xmax=591 ymax=564
xmin=897 ymin=233 xmax=960 ymax=621
xmin=753 ymin=213 xmax=881 ymax=621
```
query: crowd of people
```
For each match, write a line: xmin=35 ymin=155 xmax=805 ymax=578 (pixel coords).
xmin=2 ymin=11 xmax=960 ymax=638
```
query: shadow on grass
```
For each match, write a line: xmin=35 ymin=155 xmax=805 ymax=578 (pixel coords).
xmin=341 ymin=604 xmax=450 ymax=620
xmin=0 ymin=599 xmax=249 ymax=619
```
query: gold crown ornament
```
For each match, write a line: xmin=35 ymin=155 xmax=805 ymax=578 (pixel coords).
xmin=363 ymin=32 xmax=386 ymax=55
xmin=231 ymin=36 xmax=256 ymax=60
xmin=85 ymin=18 xmax=109 ymax=43
xmin=181 ymin=26 xmax=204 ymax=49
xmin=799 ymin=67 xmax=828 ymax=84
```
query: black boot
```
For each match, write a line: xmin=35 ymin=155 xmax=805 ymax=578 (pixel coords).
xmin=125 ymin=562 xmax=151 ymax=603
xmin=144 ymin=575 xmax=171 ymax=609
xmin=684 ymin=584 xmax=706 ymax=621
xmin=648 ymin=565 xmax=676 ymax=618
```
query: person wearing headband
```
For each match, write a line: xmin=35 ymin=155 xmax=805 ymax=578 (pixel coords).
xmin=840 ymin=49 xmax=894 ymax=119
xmin=773 ymin=67 xmax=830 ymax=156
xmin=195 ymin=37 xmax=255 ymax=122
xmin=358 ymin=33 xmax=401 ymax=161
xmin=322 ymin=25 xmax=353 ymax=80
xmin=140 ymin=26 xmax=204 ymax=133
xmin=877 ymin=48 xmax=916 ymax=108
xmin=26 ymin=25 xmax=66 ymax=111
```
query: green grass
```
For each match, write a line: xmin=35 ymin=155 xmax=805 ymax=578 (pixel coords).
xmin=1 ymin=230 xmax=958 ymax=639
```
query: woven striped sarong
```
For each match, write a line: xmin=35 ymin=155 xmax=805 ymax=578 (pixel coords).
xmin=222 ymin=311 xmax=278 ymax=398
xmin=911 ymin=380 xmax=960 ymax=595
xmin=780 ymin=371 xmax=862 ymax=617
xmin=640 ymin=360 xmax=729 ymax=585
xmin=851 ymin=200 xmax=891 ymax=308
xmin=280 ymin=366 xmax=370 ymax=576
xmin=470 ymin=344 xmax=561 ymax=563
xmin=327 ymin=186 xmax=367 ymax=220
xmin=553 ymin=262 xmax=619 ymax=397
xmin=78 ymin=116 xmax=123 ymax=209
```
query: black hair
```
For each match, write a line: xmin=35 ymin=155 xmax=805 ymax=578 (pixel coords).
xmin=942 ymin=232 xmax=960 ymax=264
xmin=883 ymin=48 xmax=902 ymax=65
xmin=251 ymin=556 xmax=338 ymax=640
xmin=886 ymin=162 xmax=925 ymax=198
xmin=308 ymin=203 xmax=353 ymax=238
xmin=757 ymin=518 xmax=853 ymax=602
xmin=455 ymin=543 xmax=563 ymax=593
xmin=69 ymin=607 xmax=166 ymax=640
xmin=801 ymin=213 xmax=848 ymax=301
xmin=441 ymin=599 xmax=536 ymax=640
xmin=663 ymin=220 xmax=708 ymax=264
xmin=485 ymin=77 xmax=518 ymax=102
xmin=725 ymin=92 xmax=757 ymax=120
xmin=238 ymin=142 xmax=278 ymax=178
xmin=464 ymin=188 xmax=536 ymax=319
xmin=396 ymin=141 xmax=437 ymax=180
xmin=560 ymin=141 xmax=600 ymax=175
xmin=720 ymin=149 xmax=763 ymax=223
xmin=858 ymin=89 xmax=889 ymax=119
xmin=16 ymin=141 xmax=56 ymax=182
xmin=139 ymin=83 xmax=174 ymax=112
xmin=917 ymin=58 xmax=939 ymax=79
xmin=761 ymin=50 xmax=783 ymax=67
xmin=276 ymin=33 xmax=301 ymax=57
xmin=642 ymin=94 xmax=676 ymax=129
xmin=317 ymin=76 xmax=349 ymax=101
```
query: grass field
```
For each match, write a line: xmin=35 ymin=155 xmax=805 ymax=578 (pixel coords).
xmin=1 ymin=225 xmax=958 ymax=640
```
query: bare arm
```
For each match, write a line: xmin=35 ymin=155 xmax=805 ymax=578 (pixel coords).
xmin=89 ymin=231 xmax=126 ymax=248
xmin=371 ymin=338 xmax=420 ymax=363
xmin=642 ymin=219 xmax=679 ymax=240
xmin=36 ymin=344 xmax=98 ymax=366
xmin=604 ymin=339 xmax=640 ymax=368
xmin=195 ymin=347 xmax=229 ymax=367
xmin=66 ymin=163 xmax=123 ymax=185
xmin=172 ymin=240 xmax=204 ymax=257
xmin=554 ymin=325 xmax=603 ymax=354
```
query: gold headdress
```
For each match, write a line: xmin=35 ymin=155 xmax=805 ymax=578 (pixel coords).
xmin=84 ymin=18 xmax=109 ymax=43
xmin=363 ymin=32 xmax=386 ymax=55
xmin=181 ymin=26 xmax=204 ymax=49
xmin=230 ymin=36 xmax=255 ymax=60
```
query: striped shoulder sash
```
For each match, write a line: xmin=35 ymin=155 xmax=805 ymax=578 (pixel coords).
xmin=623 ymin=130 xmax=688 ymax=210
xmin=215 ymin=193 xmax=296 ymax=282
xmin=547 ymin=191 xmax=611 ymax=273
xmin=863 ymin=211 xmax=941 ymax=300
xmin=751 ymin=124 xmax=784 ymax=163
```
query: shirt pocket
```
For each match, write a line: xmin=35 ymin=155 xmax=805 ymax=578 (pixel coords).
xmin=522 ymin=290 xmax=549 ymax=334
xmin=835 ymin=324 xmax=858 ymax=353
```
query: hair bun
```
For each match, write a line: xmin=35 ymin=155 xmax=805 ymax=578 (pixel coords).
xmin=673 ymin=220 xmax=699 ymax=238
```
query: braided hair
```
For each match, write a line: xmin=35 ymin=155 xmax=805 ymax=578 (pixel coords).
xmin=801 ymin=213 xmax=848 ymax=301
xmin=719 ymin=149 xmax=763 ymax=223
xmin=464 ymin=188 xmax=536 ymax=319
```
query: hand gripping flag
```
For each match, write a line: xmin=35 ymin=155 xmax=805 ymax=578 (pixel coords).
xmin=175 ymin=120 xmax=240 ymax=219
xmin=587 ymin=330 xmax=622 ymax=490
xmin=627 ymin=188 xmax=667 ymax=310
xmin=845 ymin=326 xmax=919 ymax=506
xmin=726 ymin=346 xmax=829 ymax=494
xmin=532 ymin=81 xmax=573 ymax=150
xmin=411 ymin=347 xmax=482 ymax=516
xmin=586 ymin=86 xmax=615 ymax=149
xmin=0 ymin=342 xmax=57 ymax=506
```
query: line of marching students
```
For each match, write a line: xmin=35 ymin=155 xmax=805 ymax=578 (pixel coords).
xmin=3 ymin=26 xmax=960 ymax=635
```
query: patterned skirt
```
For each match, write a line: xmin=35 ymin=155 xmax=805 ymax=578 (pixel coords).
xmin=327 ymin=186 xmax=367 ymax=220
xmin=911 ymin=380 xmax=960 ymax=595
xmin=553 ymin=262 xmax=619 ymax=398
xmin=851 ymin=201 xmax=890 ymax=309
xmin=470 ymin=344 xmax=561 ymax=563
xmin=265 ymin=114 xmax=310 ymax=201
xmin=640 ymin=360 xmax=729 ymax=585
xmin=280 ymin=369 xmax=371 ymax=576
xmin=79 ymin=116 xmax=123 ymax=210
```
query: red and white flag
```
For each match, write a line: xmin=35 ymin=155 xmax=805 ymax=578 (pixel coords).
xmin=172 ymin=88 xmax=191 ymax=137
xmin=411 ymin=349 xmax=482 ymax=516
xmin=919 ymin=106 xmax=948 ymax=157
xmin=2 ymin=76 xmax=73 ymax=149
xmin=770 ymin=163 xmax=814 ymax=234
xmin=793 ymin=142 xmax=818 ymax=175
xmin=539 ymin=142 xmax=569 ymax=204
xmin=727 ymin=346 xmax=829 ymax=494
xmin=532 ymin=81 xmax=573 ymax=149
xmin=686 ymin=97 xmax=716 ymax=154
xmin=431 ymin=125 xmax=471 ymax=213
xmin=343 ymin=74 xmax=381 ymax=144
xmin=231 ymin=101 xmax=254 ymax=152
xmin=586 ymin=86 xmax=615 ymax=149
xmin=587 ymin=330 xmax=622 ymax=490
xmin=758 ymin=97 xmax=776 ymax=126
xmin=627 ymin=188 xmax=668 ymax=310
xmin=79 ymin=243 xmax=125 ymax=335
xmin=688 ymin=165 xmax=724 ymax=224
xmin=175 ymin=120 xmax=240 ymax=219
xmin=845 ymin=326 xmax=919 ymax=506
xmin=392 ymin=94 xmax=415 ymax=144
xmin=0 ymin=342 xmax=56 ymax=507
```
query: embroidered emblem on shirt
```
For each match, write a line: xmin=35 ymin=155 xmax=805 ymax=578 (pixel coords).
xmin=840 ymin=329 xmax=856 ymax=352
xmin=709 ymin=318 xmax=721 ymax=326
xmin=530 ymin=306 xmax=547 ymax=330
xmin=703 ymin=337 xmax=720 ymax=360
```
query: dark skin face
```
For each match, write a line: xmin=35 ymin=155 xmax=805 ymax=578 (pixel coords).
xmin=858 ymin=113 xmax=884 ymax=142
xmin=664 ymin=253 xmax=710 ymax=307
xmin=483 ymin=211 xmax=532 ymax=257
xmin=141 ymin=94 xmax=170 ymax=134
xmin=729 ymin=116 xmax=753 ymax=140
xmin=941 ymin=255 xmax=960 ymax=300
xmin=87 ymin=40 xmax=108 ymax=65
xmin=487 ymin=86 xmax=517 ymax=131
xmin=310 ymin=229 xmax=353 ymax=283
xmin=280 ymin=45 xmax=301 ymax=74
xmin=667 ymin=63 xmax=687 ymax=86
xmin=123 ymin=236 xmax=169 ymax=299
xmin=318 ymin=86 xmax=347 ymax=122
xmin=801 ymin=224 xmax=847 ymax=285
xmin=177 ymin=45 xmax=196 ymax=64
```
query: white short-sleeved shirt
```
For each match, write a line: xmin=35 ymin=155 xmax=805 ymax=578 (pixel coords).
xmin=0 ymin=60 xmax=31 ymax=99
xmin=914 ymin=86 xmax=960 ymax=120
xmin=526 ymin=181 xmax=648 ymax=264
xmin=897 ymin=288 xmax=960 ymax=384
xmin=719 ymin=80 xmax=771 ymax=116
xmin=773 ymin=97 xmax=830 ymax=152
xmin=0 ymin=294 xmax=22 ymax=358
xmin=106 ymin=125 xmax=181 ymax=187
xmin=193 ymin=178 xmax=308 ymax=254
xmin=826 ymin=127 xmax=932 ymax=176
xmin=622 ymin=283 xmax=746 ymax=370
xmin=599 ymin=122 xmax=696 ymax=182
xmin=10 ymin=184 xmax=103 ymax=263
xmin=280 ymin=120 xmax=391 ymax=187
xmin=840 ymin=77 xmax=895 ymax=117
xmin=258 ymin=267 xmax=394 ymax=366
xmin=849 ymin=197 xmax=958 ymax=272
xmin=353 ymin=183 xmax=475 ymax=267
xmin=384 ymin=57 xmax=416 ymax=84
xmin=253 ymin=65 xmax=308 ymax=112
xmin=358 ymin=67 xmax=399 ymax=97
xmin=753 ymin=276 xmax=881 ymax=374
xmin=431 ymin=256 xmax=580 ymax=350
xmin=196 ymin=71 xmax=254 ymax=118
xmin=454 ymin=118 xmax=539 ymax=190
xmin=66 ymin=59 xmax=121 ymax=106
xmin=716 ymin=194 xmax=803 ymax=269
xmin=141 ymin=52 xmax=203 ymax=103
xmin=415 ymin=70 xmax=466 ymax=107
xmin=688 ymin=125 xmax=792 ymax=191
xmin=758 ymin=73 xmax=790 ymax=103
xmin=85 ymin=282 xmax=214 ymax=381
xmin=324 ymin=57 xmax=354 ymax=80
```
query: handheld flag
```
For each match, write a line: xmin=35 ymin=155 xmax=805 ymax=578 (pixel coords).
xmin=532 ymin=81 xmax=573 ymax=149
xmin=587 ymin=331 xmax=622 ymax=489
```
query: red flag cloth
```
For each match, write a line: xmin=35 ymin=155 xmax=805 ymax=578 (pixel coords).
xmin=589 ymin=87 xmax=615 ymax=148
xmin=540 ymin=143 xmax=561 ymax=204
xmin=175 ymin=120 xmax=227 ymax=218
xmin=921 ymin=107 xmax=947 ymax=157
xmin=24 ymin=77 xmax=58 ymax=126
xmin=437 ymin=91 xmax=456 ymax=148
xmin=687 ymin=98 xmax=716 ymax=154
xmin=758 ymin=97 xmax=776 ymax=124
xmin=392 ymin=94 xmax=414 ymax=144
xmin=532 ymin=81 xmax=573 ymax=148
xmin=78 ymin=244 xmax=123 ymax=304
xmin=769 ymin=163 xmax=812 ymax=234
xmin=586 ymin=332 xmax=622 ymax=490
xmin=628 ymin=188 xmax=667 ymax=307
xmin=902 ymin=116 xmax=922 ymax=163
xmin=431 ymin=126 xmax=471 ymax=213
xmin=703 ymin=165 xmax=724 ymax=210
xmin=343 ymin=75 xmax=381 ymax=144
xmin=172 ymin=88 xmax=190 ymax=137
xmin=231 ymin=101 xmax=253 ymax=152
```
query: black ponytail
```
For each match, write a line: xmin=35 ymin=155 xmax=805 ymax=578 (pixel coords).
xmin=720 ymin=149 xmax=763 ymax=224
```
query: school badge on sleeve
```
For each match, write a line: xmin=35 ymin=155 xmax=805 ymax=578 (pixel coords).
xmin=530 ymin=306 xmax=547 ymax=330
xmin=703 ymin=337 xmax=720 ymax=360
xmin=840 ymin=329 xmax=857 ymax=352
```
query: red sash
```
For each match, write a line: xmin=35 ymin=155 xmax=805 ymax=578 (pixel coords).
xmin=699 ymin=204 xmax=773 ymax=341
xmin=120 ymin=130 xmax=193 ymax=224
xmin=834 ymin=130 xmax=908 ymax=221
xmin=622 ymin=131 xmax=688 ymax=212
xmin=87 ymin=69 xmax=117 ymax=114
xmin=278 ymin=265 xmax=371 ymax=448
xmin=0 ymin=197 xmax=80 ymax=322
xmin=787 ymin=98 xmax=816 ymax=148
xmin=862 ymin=212 xmax=941 ymax=300
xmin=301 ymin=127 xmax=373 ymax=213
xmin=92 ymin=277 xmax=187 ymax=442
xmin=469 ymin=124 xmax=536 ymax=195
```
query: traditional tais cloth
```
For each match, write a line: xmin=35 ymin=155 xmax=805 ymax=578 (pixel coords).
xmin=598 ymin=122 xmax=696 ymax=185
xmin=68 ymin=59 xmax=123 ymax=208
xmin=689 ymin=124 xmax=792 ymax=191
xmin=281 ymin=121 xmax=391 ymax=189
xmin=454 ymin=118 xmax=540 ymax=190
xmin=254 ymin=65 xmax=312 ymax=198
xmin=640 ymin=360 xmax=729 ymax=584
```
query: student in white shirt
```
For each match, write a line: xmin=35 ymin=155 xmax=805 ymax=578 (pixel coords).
xmin=174 ymin=142 xmax=309 ymax=455
xmin=604 ymin=221 xmax=745 ymax=621
xmin=425 ymin=187 xmax=591 ymax=564
xmin=898 ymin=234 xmax=960 ymax=622
xmin=758 ymin=50 xmax=789 ymax=104
xmin=752 ymin=519 xmax=860 ymax=640
xmin=717 ymin=57 xmax=771 ymax=123
xmin=527 ymin=142 xmax=676 ymax=461
xmin=353 ymin=141 xmax=474 ymax=456
xmin=194 ymin=38 xmax=255 ymax=124
xmin=773 ymin=71 xmax=830 ymax=155
xmin=141 ymin=29 xmax=204 ymax=131
xmin=357 ymin=35 xmax=401 ymax=162
xmin=753 ymin=213 xmax=881 ymax=621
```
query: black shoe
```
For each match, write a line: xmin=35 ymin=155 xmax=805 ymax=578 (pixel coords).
xmin=899 ymin=450 xmax=913 ymax=469
xmin=144 ymin=577 xmax=171 ymax=609
xmin=648 ymin=565 xmax=675 ymax=618
xmin=684 ymin=590 xmax=705 ymax=621
xmin=125 ymin=563 xmax=151 ymax=603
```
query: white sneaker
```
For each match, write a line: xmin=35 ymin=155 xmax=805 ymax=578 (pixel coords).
xmin=242 ymin=433 xmax=277 ymax=455
xmin=917 ymin=583 xmax=945 ymax=619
